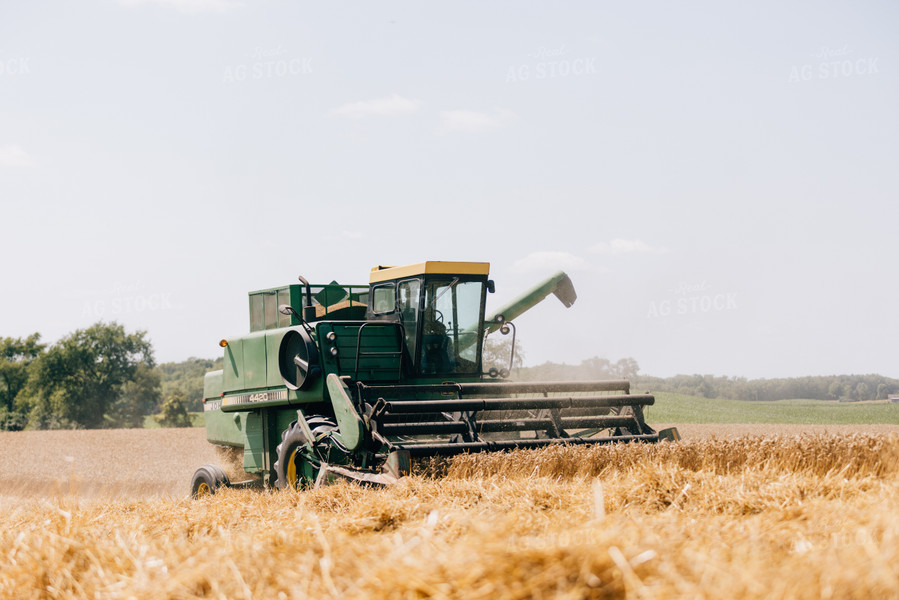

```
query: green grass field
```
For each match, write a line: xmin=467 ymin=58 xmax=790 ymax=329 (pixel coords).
xmin=646 ymin=393 xmax=899 ymax=425
xmin=137 ymin=397 xmax=899 ymax=429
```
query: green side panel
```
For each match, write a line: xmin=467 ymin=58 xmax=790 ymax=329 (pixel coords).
xmin=265 ymin=329 xmax=285 ymax=388
xmin=222 ymin=327 xmax=302 ymax=393
xmin=203 ymin=402 xmax=245 ymax=447
xmin=317 ymin=322 xmax=403 ymax=382
xmin=202 ymin=370 xmax=236 ymax=445
xmin=223 ymin=340 xmax=244 ymax=393
xmin=242 ymin=334 xmax=268 ymax=389
xmin=242 ymin=411 xmax=265 ymax=472
xmin=203 ymin=370 xmax=223 ymax=400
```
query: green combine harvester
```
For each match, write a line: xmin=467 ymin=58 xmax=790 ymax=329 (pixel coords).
xmin=191 ymin=261 xmax=678 ymax=497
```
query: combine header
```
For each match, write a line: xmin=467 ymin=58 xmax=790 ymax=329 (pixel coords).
xmin=191 ymin=262 xmax=678 ymax=497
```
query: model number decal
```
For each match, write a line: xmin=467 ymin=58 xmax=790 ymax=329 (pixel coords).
xmin=223 ymin=389 xmax=288 ymax=407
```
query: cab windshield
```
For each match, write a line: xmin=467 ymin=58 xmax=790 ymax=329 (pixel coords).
xmin=419 ymin=279 xmax=484 ymax=375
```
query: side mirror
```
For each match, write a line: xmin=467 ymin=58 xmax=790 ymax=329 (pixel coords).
xmin=487 ymin=280 xmax=495 ymax=293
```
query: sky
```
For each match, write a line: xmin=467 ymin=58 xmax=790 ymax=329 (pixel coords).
xmin=1 ymin=1 xmax=897 ymax=379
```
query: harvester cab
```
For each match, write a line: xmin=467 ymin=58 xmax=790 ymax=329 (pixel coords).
xmin=366 ymin=262 xmax=489 ymax=378
xmin=191 ymin=261 xmax=678 ymax=498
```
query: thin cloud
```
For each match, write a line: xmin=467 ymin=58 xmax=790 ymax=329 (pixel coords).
xmin=0 ymin=145 xmax=35 ymax=168
xmin=329 ymin=94 xmax=422 ymax=119
xmin=513 ymin=251 xmax=590 ymax=273
xmin=114 ymin=0 xmax=242 ymax=13
xmin=437 ymin=108 xmax=516 ymax=134
xmin=589 ymin=239 xmax=668 ymax=256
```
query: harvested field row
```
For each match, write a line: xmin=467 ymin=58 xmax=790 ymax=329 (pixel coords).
xmin=0 ymin=428 xmax=220 ymax=500
xmin=2 ymin=431 xmax=899 ymax=598
xmin=3 ymin=425 xmax=899 ymax=500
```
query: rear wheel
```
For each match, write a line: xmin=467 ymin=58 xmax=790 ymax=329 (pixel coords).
xmin=190 ymin=464 xmax=230 ymax=499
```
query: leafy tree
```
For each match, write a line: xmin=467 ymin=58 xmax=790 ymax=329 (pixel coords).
xmin=0 ymin=333 xmax=45 ymax=430
xmin=828 ymin=381 xmax=843 ymax=400
xmin=696 ymin=376 xmax=714 ymax=399
xmin=108 ymin=363 xmax=162 ymax=428
xmin=17 ymin=322 xmax=156 ymax=429
xmin=855 ymin=382 xmax=870 ymax=402
xmin=581 ymin=357 xmax=614 ymax=379
xmin=612 ymin=358 xmax=640 ymax=380
xmin=155 ymin=391 xmax=193 ymax=428
xmin=156 ymin=357 xmax=222 ymax=412
xmin=842 ymin=383 xmax=854 ymax=401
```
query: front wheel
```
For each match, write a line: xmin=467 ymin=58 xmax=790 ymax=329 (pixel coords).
xmin=274 ymin=416 xmax=340 ymax=490
xmin=190 ymin=464 xmax=230 ymax=499
xmin=274 ymin=422 xmax=310 ymax=490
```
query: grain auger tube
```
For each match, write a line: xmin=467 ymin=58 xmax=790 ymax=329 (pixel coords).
xmin=191 ymin=261 xmax=679 ymax=497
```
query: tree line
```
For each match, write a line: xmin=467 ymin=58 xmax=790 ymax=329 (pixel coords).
xmin=0 ymin=322 xmax=214 ymax=431
xmin=4 ymin=325 xmax=897 ymax=432
xmin=518 ymin=357 xmax=899 ymax=402
xmin=634 ymin=373 xmax=899 ymax=402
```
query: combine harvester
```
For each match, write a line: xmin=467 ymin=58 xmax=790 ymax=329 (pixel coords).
xmin=191 ymin=261 xmax=678 ymax=497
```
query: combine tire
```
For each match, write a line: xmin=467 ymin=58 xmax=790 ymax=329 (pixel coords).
xmin=190 ymin=464 xmax=230 ymax=499
xmin=274 ymin=416 xmax=339 ymax=490
xmin=274 ymin=421 xmax=313 ymax=490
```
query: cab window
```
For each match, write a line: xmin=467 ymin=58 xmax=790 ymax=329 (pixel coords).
xmin=397 ymin=279 xmax=421 ymax=359
xmin=371 ymin=284 xmax=396 ymax=314
xmin=420 ymin=279 xmax=484 ymax=375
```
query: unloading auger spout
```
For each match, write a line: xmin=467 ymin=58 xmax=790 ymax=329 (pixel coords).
xmin=486 ymin=271 xmax=577 ymax=333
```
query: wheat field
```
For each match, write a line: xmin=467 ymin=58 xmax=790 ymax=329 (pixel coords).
xmin=3 ymin=426 xmax=899 ymax=599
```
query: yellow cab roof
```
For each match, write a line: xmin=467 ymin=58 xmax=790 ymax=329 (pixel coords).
xmin=369 ymin=261 xmax=490 ymax=284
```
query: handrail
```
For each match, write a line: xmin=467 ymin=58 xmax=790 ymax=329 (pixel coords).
xmin=353 ymin=322 xmax=404 ymax=382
